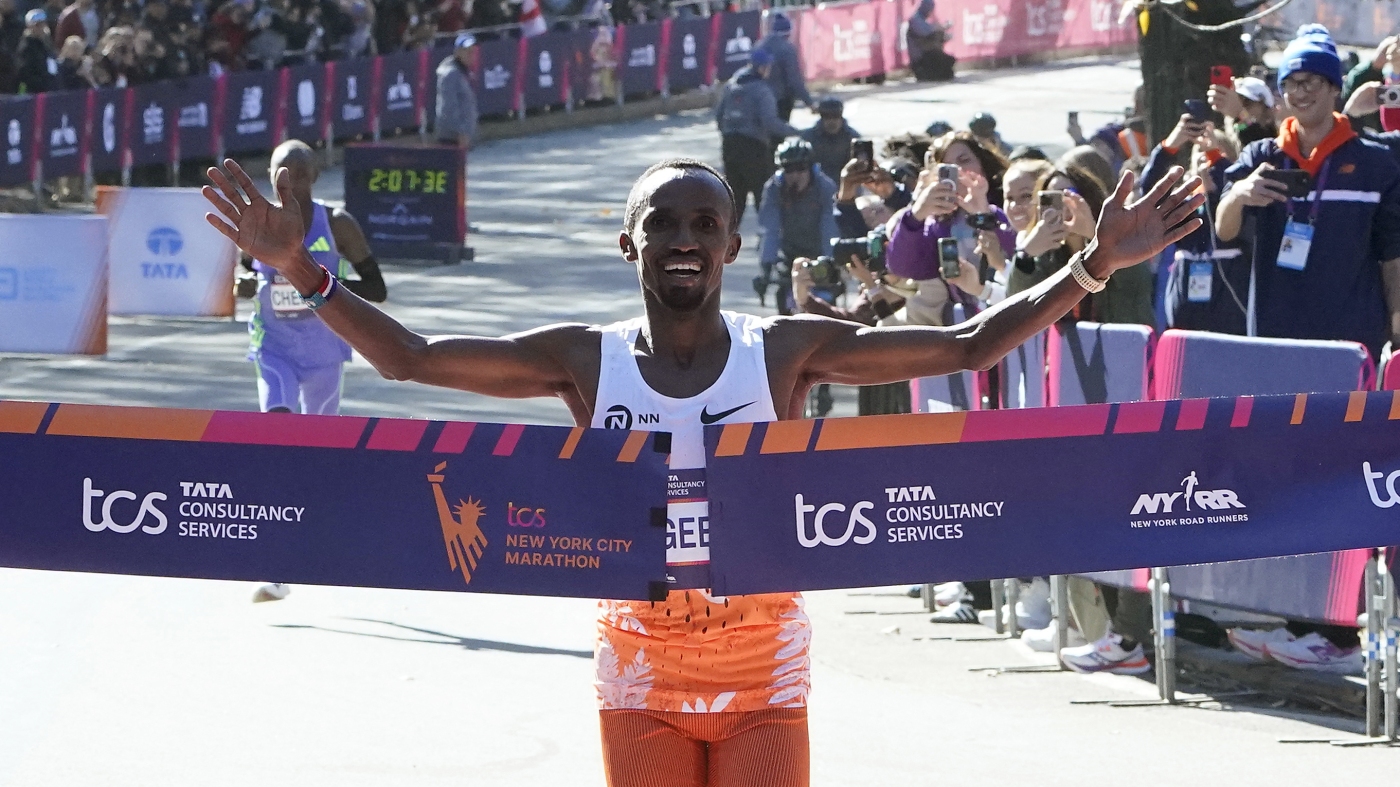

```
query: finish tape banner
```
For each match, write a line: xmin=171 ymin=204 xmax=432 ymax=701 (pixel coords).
xmin=0 ymin=402 xmax=668 ymax=600
xmin=704 ymin=391 xmax=1400 ymax=597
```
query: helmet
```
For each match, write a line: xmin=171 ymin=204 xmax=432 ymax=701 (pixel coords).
xmin=925 ymin=120 xmax=953 ymax=137
xmin=970 ymin=112 xmax=997 ymax=137
xmin=775 ymin=138 xmax=814 ymax=169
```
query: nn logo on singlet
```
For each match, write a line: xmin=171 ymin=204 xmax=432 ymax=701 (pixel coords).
xmin=603 ymin=404 xmax=659 ymax=430
xmin=428 ymin=461 xmax=488 ymax=585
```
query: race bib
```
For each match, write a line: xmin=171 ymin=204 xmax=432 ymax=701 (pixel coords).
xmin=665 ymin=468 xmax=710 ymax=588
xmin=1276 ymin=221 xmax=1314 ymax=271
xmin=1187 ymin=261 xmax=1213 ymax=303
xmin=269 ymin=276 xmax=313 ymax=319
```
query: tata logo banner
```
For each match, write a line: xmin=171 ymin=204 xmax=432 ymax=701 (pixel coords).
xmin=522 ymin=32 xmax=573 ymax=110
xmin=0 ymin=214 xmax=108 ymax=355
xmin=129 ymin=83 xmax=174 ymax=167
xmin=473 ymin=37 xmax=520 ymax=116
xmin=37 ymin=89 xmax=87 ymax=178
xmin=169 ymin=75 xmax=217 ymax=160
xmin=0 ymin=95 xmax=34 ymax=187
xmin=284 ymin=62 xmax=327 ymax=143
xmin=704 ymin=392 xmax=1400 ymax=596
xmin=330 ymin=57 xmax=374 ymax=139
xmin=89 ymin=87 xmax=127 ymax=175
xmin=376 ymin=50 xmax=425 ymax=133
xmin=667 ymin=17 xmax=711 ymax=92
xmin=99 ymin=188 xmax=238 ymax=317
xmin=222 ymin=70 xmax=282 ymax=154
xmin=0 ymin=406 xmax=668 ymax=601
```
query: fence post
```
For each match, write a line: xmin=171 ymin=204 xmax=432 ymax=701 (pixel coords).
xmin=1151 ymin=567 xmax=1176 ymax=703
xmin=1051 ymin=574 xmax=1069 ymax=666
xmin=922 ymin=583 xmax=936 ymax=612
xmin=990 ymin=579 xmax=1005 ymax=635
xmin=1366 ymin=551 xmax=1382 ymax=737
xmin=1005 ymin=578 xmax=1021 ymax=639
xmin=1384 ymin=551 xmax=1397 ymax=741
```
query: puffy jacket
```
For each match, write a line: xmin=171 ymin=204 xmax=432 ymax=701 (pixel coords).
xmin=800 ymin=119 xmax=858 ymax=182
xmin=714 ymin=65 xmax=797 ymax=145
xmin=435 ymin=55 xmax=478 ymax=142
xmin=755 ymin=33 xmax=811 ymax=106
xmin=758 ymin=167 xmax=838 ymax=265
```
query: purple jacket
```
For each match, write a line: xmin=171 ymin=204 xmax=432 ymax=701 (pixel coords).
xmin=885 ymin=206 xmax=1016 ymax=281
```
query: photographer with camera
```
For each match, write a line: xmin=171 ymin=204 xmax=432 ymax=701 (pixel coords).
xmin=1215 ymin=25 xmax=1400 ymax=359
xmin=755 ymin=139 xmax=838 ymax=315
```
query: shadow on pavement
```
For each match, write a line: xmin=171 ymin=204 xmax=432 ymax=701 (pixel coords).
xmin=270 ymin=617 xmax=593 ymax=658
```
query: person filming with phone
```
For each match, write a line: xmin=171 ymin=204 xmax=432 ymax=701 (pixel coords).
xmin=1215 ymin=24 xmax=1400 ymax=358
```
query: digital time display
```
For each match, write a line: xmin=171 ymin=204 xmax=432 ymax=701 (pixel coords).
xmin=365 ymin=168 xmax=450 ymax=194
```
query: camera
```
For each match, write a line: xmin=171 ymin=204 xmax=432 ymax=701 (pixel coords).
xmin=965 ymin=212 xmax=1001 ymax=232
xmin=1381 ymin=85 xmax=1400 ymax=109
xmin=938 ymin=237 xmax=961 ymax=280
xmin=832 ymin=223 xmax=889 ymax=274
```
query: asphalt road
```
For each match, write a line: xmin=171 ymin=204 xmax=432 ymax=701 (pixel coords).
xmin=3 ymin=57 xmax=1396 ymax=785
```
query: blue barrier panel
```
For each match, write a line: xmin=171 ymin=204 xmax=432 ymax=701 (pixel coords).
xmin=910 ymin=372 xmax=980 ymax=413
xmin=475 ymin=37 xmax=521 ymax=117
xmin=169 ymin=75 xmax=217 ymax=160
xmin=0 ymin=95 xmax=36 ymax=186
xmin=522 ymin=31 xmax=573 ymax=110
xmin=705 ymin=391 xmax=1400 ymax=596
xmin=89 ymin=87 xmax=127 ymax=174
xmin=37 ymin=90 xmax=86 ymax=179
xmin=377 ymin=49 xmax=425 ymax=134
xmin=284 ymin=63 xmax=328 ymax=143
xmin=222 ymin=69 xmax=282 ymax=154
xmin=129 ymin=82 xmax=176 ymax=167
xmin=667 ymin=16 xmax=712 ymax=91
xmin=999 ymin=332 xmax=1046 ymax=409
xmin=1048 ymin=321 xmax=1151 ymax=406
xmin=330 ymin=57 xmax=374 ymax=140
xmin=714 ymin=11 xmax=760 ymax=82
xmin=0 ymin=403 xmax=668 ymax=601
xmin=620 ymin=21 xmax=662 ymax=97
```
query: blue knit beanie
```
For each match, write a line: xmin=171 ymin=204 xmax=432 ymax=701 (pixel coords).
xmin=770 ymin=12 xmax=792 ymax=35
xmin=1278 ymin=24 xmax=1343 ymax=89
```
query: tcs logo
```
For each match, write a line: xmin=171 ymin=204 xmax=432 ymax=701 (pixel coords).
xmin=82 ymin=477 xmax=168 ymax=534
xmin=507 ymin=502 xmax=547 ymax=527
xmin=794 ymin=493 xmax=875 ymax=548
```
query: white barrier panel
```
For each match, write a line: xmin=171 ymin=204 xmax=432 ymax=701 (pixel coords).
xmin=100 ymin=188 xmax=237 ymax=317
xmin=0 ymin=214 xmax=108 ymax=355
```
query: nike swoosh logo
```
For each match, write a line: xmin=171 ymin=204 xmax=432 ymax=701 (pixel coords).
xmin=700 ymin=402 xmax=755 ymax=425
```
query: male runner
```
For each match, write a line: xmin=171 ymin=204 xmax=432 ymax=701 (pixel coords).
xmin=241 ymin=140 xmax=387 ymax=603
xmin=202 ymin=155 xmax=1202 ymax=786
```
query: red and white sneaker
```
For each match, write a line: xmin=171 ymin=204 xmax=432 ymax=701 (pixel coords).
xmin=1264 ymin=632 xmax=1363 ymax=674
xmin=1059 ymin=632 xmax=1152 ymax=675
xmin=1227 ymin=627 xmax=1294 ymax=661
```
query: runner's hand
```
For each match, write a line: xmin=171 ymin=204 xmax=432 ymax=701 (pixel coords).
xmin=203 ymin=159 xmax=307 ymax=271
xmin=1084 ymin=166 xmax=1205 ymax=276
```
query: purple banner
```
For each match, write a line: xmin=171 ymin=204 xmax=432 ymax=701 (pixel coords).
xmin=376 ymin=50 xmax=425 ymax=134
xmin=129 ymin=83 xmax=175 ymax=167
xmin=38 ymin=90 xmax=87 ymax=179
xmin=620 ymin=21 xmax=662 ymax=96
xmin=330 ymin=57 xmax=374 ymax=139
xmin=89 ymin=88 xmax=127 ymax=174
xmin=473 ymin=37 xmax=521 ymax=117
xmin=714 ymin=10 xmax=760 ymax=82
xmin=704 ymin=392 xmax=1400 ymax=596
xmin=522 ymin=31 xmax=573 ymax=110
xmin=169 ymin=75 xmax=217 ymax=160
xmin=284 ymin=63 xmax=327 ymax=143
xmin=0 ymin=96 xmax=35 ymax=186
xmin=667 ymin=17 xmax=711 ymax=92
xmin=222 ymin=69 xmax=282 ymax=154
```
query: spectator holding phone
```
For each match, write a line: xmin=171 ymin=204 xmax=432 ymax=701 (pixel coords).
xmin=1216 ymin=24 xmax=1400 ymax=359
xmin=1343 ymin=35 xmax=1399 ymax=132
xmin=1209 ymin=76 xmax=1278 ymax=147
xmin=801 ymin=97 xmax=859 ymax=183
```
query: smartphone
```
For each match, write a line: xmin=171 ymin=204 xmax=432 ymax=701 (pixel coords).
xmin=1261 ymin=169 xmax=1313 ymax=199
xmin=850 ymin=138 xmax=874 ymax=170
xmin=965 ymin=212 xmax=1001 ymax=231
xmin=937 ymin=237 xmax=961 ymax=280
xmin=1183 ymin=99 xmax=1210 ymax=122
xmin=1038 ymin=190 xmax=1064 ymax=217
xmin=1068 ymin=110 xmax=1079 ymax=125
xmin=1210 ymin=65 xmax=1233 ymax=87
xmin=936 ymin=163 xmax=960 ymax=184
xmin=1381 ymin=84 xmax=1400 ymax=109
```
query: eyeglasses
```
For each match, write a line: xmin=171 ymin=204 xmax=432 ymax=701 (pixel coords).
xmin=1281 ymin=74 xmax=1329 ymax=95
xmin=782 ymin=164 xmax=808 ymax=173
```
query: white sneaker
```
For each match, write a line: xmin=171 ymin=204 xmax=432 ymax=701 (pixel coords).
xmin=1014 ymin=578 xmax=1053 ymax=630
xmin=253 ymin=583 xmax=291 ymax=603
xmin=930 ymin=601 xmax=979 ymax=623
xmin=1059 ymin=632 xmax=1152 ymax=674
xmin=1020 ymin=618 xmax=1087 ymax=653
xmin=1226 ymin=627 xmax=1294 ymax=661
xmin=1264 ymin=632 xmax=1364 ymax=674
xmin=933 ymin=581 xmax=968 ymax=608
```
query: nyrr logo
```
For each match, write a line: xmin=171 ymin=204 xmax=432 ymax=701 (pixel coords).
xmin=1130 ymin=471 xmax=1246 ymax=515
xmin=428 ymin=461 xmax=488 ymax=585
xmin=794 ymin=493 xmax=876 ymax=548
xmin=82 ymin=478 xmax=168 ymax=534
xmin=1363 ymin=462 xmax=1400 ymax=508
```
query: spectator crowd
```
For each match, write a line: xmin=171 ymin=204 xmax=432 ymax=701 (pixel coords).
xmin=715 ymin=19 xmax=1400 ymax=676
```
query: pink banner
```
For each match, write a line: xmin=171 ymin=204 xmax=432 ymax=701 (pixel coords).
xmin=790 ymin=0 xmax=1133 ymax=82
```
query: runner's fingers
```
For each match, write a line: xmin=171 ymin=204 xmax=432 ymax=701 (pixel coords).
xmin=224 ymin=158 xmax=264 ymax=205
xmin=1162 ymin=190 xmax=1206 ymax=228
xmin=202 ymin=185 xmax=241 ymax=224
xmin=205 ymin=212 xmax=239 ymax=243
xmin=1142 ymin=166 xmax=1182 ymax=209
xmin=207 ymin=166 xmax=247 ymax=211
xmin=1164 ymin=216 xmax=1204 ymax=247
xmin=1158 ymin=174 xmax=1202 ymax=214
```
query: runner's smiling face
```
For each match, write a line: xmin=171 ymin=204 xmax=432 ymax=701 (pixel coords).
xmin=620 ymin=169 xmax=741 ymax=313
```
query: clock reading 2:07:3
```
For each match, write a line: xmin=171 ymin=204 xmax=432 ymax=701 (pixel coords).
xmin=365 ymin=168 xmax=449 ymax=194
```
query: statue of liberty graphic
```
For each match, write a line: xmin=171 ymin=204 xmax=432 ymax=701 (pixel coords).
xmin=427 ymin=461 xmax=488 ymax=585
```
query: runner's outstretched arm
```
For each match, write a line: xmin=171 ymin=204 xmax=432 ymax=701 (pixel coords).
xmin=788 ymin=167 xmax=1205 ymax=386
xmin=202 ymin=159 xmax=589 ymax=400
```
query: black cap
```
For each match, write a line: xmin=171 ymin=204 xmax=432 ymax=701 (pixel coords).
xmin=817 ymin=96 xmax=843 ymax=116
xmin=970 ymin=112 xmax=997 ymax=136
